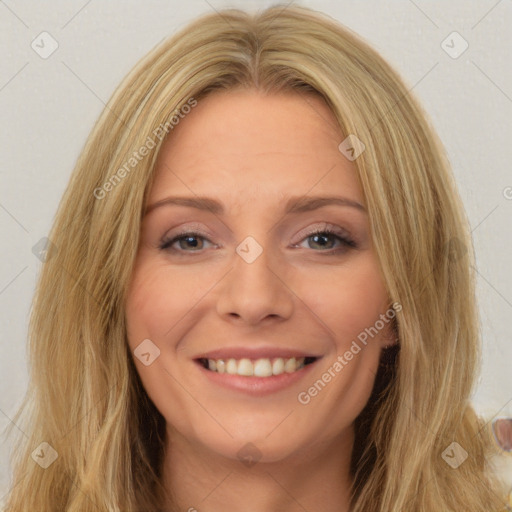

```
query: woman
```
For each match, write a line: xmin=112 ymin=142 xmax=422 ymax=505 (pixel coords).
xmin=3 ymin=5 xmax=509 ymax=511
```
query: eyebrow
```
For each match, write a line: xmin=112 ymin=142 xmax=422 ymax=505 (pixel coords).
xmin=144 ymin=195 xmax=367 ymax=216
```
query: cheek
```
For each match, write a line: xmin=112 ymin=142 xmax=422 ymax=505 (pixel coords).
xmin=294 ymin=257 xmax=391 ymax=427
xmin=124 ymin=260 xmax=208 ymax=436
xmin=297 ymin=255 xmax=390 ymax=348
xmin=125 ymin=272 xmax=173 ymax=344
xmin=125 ymin=259 xmax=212 ymax=344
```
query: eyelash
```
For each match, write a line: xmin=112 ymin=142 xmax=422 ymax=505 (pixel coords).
xmin=158 ymin=227 xmax=357 ymax=255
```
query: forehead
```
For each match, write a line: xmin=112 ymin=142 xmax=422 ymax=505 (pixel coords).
xmin=149 ymin=89 xmax=363 ymax=206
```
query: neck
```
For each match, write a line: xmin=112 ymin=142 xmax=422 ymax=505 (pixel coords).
xmin=161 ymin=426 xmax=354 ymax=512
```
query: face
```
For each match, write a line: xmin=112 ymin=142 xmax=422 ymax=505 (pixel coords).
xmin=125 ymin=88 xmax=395 ymax=464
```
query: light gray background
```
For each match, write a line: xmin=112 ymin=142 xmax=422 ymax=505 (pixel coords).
xmin=1 ymin=0 xmax=511 ymax=500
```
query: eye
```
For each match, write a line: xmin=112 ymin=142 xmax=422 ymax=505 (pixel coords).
xmin=159 ymin=231 xmax=214 ymax=252
xmin=295 ymin=227 xmax=357 ymax=253
xmin=158 ymin=226 xmax=358 ymax=254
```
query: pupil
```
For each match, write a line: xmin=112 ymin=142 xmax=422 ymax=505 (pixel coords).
xmin=183 ymin=236 xmax=200 ymax=249
xmin=313 ymin=234 xmax=330 ymax=248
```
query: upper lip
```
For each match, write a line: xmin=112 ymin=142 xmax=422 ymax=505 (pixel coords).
xmin=194 ymin=346 xmax=322 ymax=360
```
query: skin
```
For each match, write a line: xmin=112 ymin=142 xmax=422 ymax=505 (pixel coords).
xmin=125 ymin=88 xmax=397 ymax=512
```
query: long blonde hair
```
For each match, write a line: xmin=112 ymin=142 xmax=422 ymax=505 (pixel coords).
xmin=3 ymin=5 xmax=507 ymax=511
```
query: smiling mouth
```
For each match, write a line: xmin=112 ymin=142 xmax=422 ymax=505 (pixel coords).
xmin=197 ymin=356 xmax=318 ymax=377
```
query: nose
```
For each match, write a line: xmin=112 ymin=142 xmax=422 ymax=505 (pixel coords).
xmin=215 ymin=238 xmax=294 ymax=326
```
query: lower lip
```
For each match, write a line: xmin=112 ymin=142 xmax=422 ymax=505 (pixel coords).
xmin=195 ymin=360 xmax=319 ymax=396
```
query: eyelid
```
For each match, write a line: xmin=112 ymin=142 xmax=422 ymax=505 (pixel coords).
xmin=292 ymin=222 xmax=352 ymax=244
xmin=162 ymin=222 xmax=212 ymax=240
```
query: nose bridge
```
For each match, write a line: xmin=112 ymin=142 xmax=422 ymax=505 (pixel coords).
xmin=235 ymin=234 xmax=276 ymax=290
xmin=215 ymin=233 xmax=294 ymax=324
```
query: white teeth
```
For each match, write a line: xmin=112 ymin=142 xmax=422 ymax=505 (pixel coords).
xmin=272 ymin=358 xmax=284 ymax=375
xmin=226 ymin=358 xmax=237 ymax=375
xmin=237 ymin=358 xmax=253 ymax=376
xmin=254 ymin=359 xmax=272 ymax=377
xmin=284 ymin=357 xmax=297 ymax=373
xmin=216 ymin=359 xmax=226 ymax=373
xmin=204 ymin=356 xmax=309 ymax=377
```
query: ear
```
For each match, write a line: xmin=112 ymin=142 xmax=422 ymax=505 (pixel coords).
xmin=492 ymin=418 xmax=512 ymax=452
